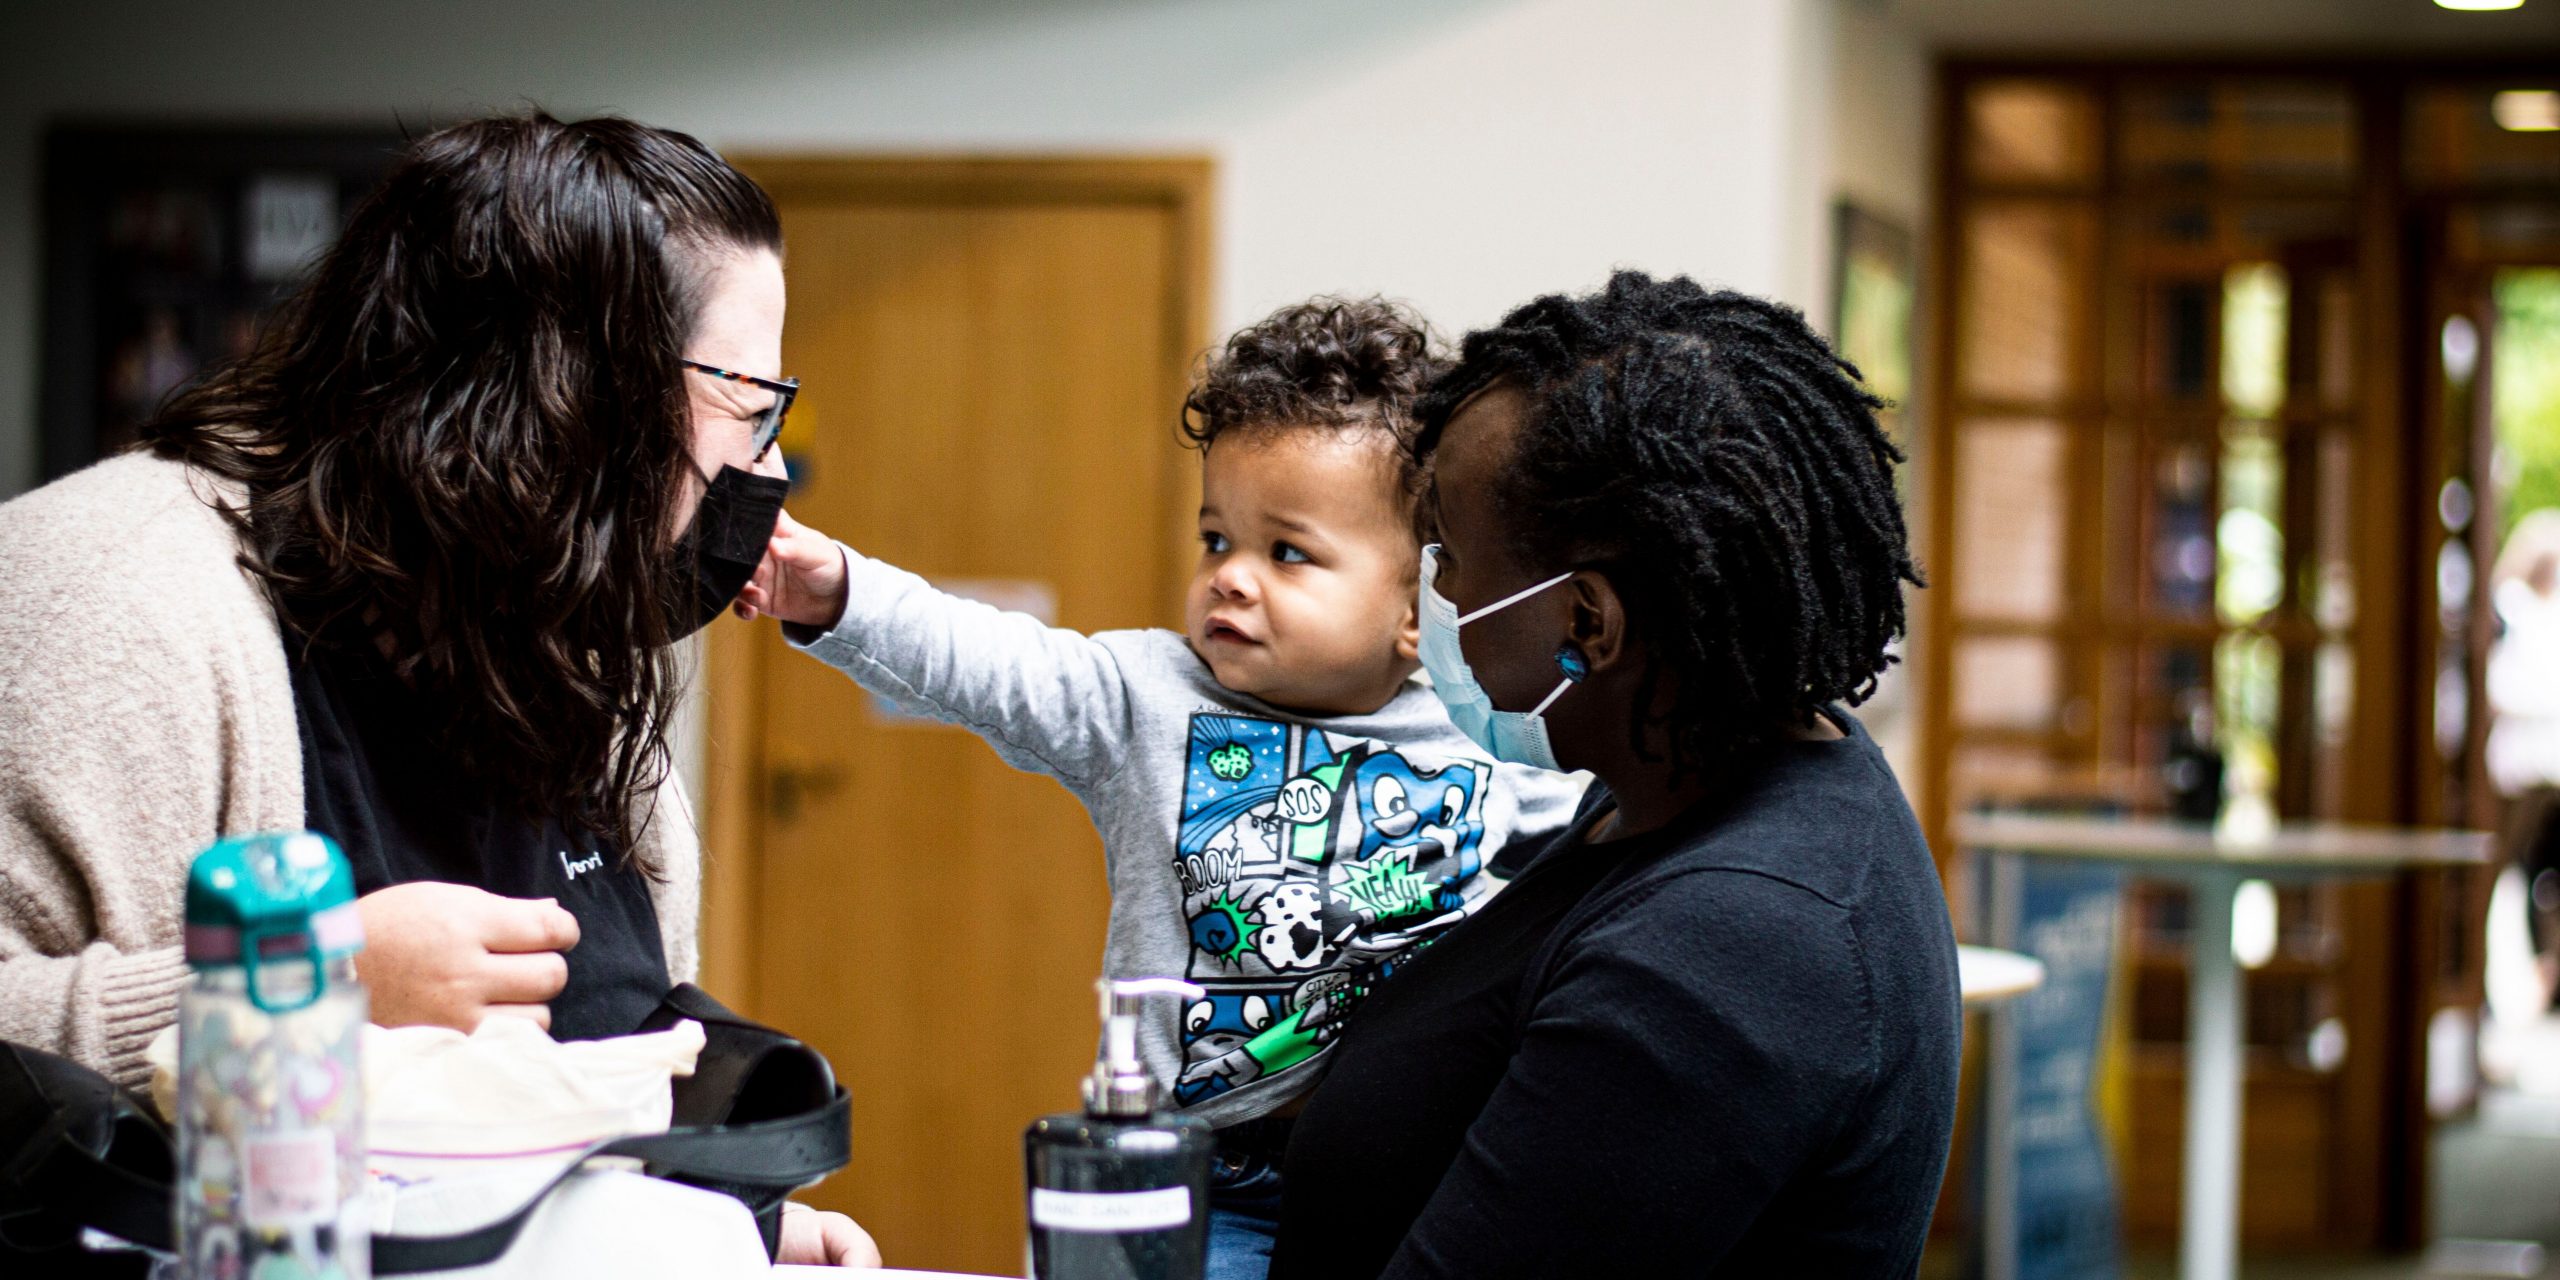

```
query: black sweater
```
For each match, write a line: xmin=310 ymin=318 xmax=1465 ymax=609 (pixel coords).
xmin=1268 ymin=711 xmax=1960 ymax=1279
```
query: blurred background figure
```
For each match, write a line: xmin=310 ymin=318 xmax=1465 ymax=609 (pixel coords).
xmin=2488 ymin=512 xmax=2560 ymax=1047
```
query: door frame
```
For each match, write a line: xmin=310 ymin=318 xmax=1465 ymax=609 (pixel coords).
xmin=693 ymin=154 xmax=1215 ymax=1010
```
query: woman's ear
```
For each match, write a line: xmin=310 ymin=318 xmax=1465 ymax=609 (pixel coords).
xmin=1568 ymin=571 xmax=1630 ymax=676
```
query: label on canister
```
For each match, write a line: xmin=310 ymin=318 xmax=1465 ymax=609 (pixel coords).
xmin=1031 ymin=1186 xmax=1192 ymax=1233
xmin=242 ymin=1129 xmax=337 ymax=1227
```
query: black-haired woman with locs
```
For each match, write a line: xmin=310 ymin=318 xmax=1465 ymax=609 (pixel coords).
xmin=0 ymin=113 xmax=874 ymax=1264
xmin=1269 ymin=271 xmax=1961 ymax=1278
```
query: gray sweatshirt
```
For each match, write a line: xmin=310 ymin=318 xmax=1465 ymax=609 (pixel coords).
xmin=787 ymin=546 xmax=1587 ymax=1128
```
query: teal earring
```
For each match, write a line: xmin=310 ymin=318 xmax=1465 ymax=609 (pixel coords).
xmin=1555 ymin=644 xmax=1590 ymax=683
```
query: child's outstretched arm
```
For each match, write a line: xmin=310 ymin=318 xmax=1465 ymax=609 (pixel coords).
xmin=739 ymin=510 xmax=1136 ymax=789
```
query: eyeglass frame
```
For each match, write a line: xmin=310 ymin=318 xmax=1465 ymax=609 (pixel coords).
xmin=681 ymin=359 xmax=800 ymax=462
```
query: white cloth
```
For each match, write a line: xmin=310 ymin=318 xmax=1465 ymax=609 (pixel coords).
xmin=380 ymin=1167 xmax=768 ymax=1279
xmin=150 ymin=1016 xmax=732 ymax=1275
xmin=774 ymin=1271 xmax=1014 ymax=1278
xmin=149 ymin=1016 xmax=705 ymax=1181
xmin=354 ymin=1018 xmax=730 ymax=1275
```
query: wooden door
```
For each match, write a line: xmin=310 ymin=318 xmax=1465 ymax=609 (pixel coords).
xmin=696 ymin=158 xmax=1212 ymax=1276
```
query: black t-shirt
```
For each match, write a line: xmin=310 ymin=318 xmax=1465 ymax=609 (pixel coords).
xmin=287 ymin=635 xmax=669 ymax=1041
xmin=1269 ymin=711 xmax=1961 ymax=1280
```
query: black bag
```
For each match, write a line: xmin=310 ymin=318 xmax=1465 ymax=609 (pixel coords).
xmin=0 ymin=983 xmax=850 ymax=1274
xmin=0 ymin=1040 xmax=176 ymax=1261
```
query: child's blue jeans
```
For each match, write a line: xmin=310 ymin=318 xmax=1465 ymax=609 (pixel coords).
xmin=1203 ymin=1115 xmax=1290 ymax=1280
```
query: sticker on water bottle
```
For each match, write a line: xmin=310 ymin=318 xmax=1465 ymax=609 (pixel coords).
xmin=243 ymin=1129 xmax=337 ymax=1227
xmin=1031 ymin=1186 xmax=1193 ymax=1233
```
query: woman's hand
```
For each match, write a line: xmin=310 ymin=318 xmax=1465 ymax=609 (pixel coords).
xmin=776 ymin=1201 xmax=882 ymax=1268
xmin=352 ymin=882 xmax=580 ymax=1032
xmin=733 ymin=509 xmax=848 ymax=629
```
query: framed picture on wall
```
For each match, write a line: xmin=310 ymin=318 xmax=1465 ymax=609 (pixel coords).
xmin=1830 ymin=200 xmax=1917 ymax=447
xmin=38 ymin=123 xmax=408 ymax=481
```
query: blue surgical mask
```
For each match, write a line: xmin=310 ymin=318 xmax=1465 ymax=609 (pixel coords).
xmin=1418 ymin=544 xmax=1577 ymax=771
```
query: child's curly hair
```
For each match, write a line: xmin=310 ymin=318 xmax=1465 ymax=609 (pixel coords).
xmin=1181 ymin=296 xmax=1448 ymax=537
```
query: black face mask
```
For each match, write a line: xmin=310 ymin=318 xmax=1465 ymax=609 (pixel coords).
xmin=668 ymin=464 xmax=791 ymax=640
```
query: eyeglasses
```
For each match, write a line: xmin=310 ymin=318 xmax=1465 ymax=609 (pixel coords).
xmin=682 ymin=360 xmax=800 ymax=461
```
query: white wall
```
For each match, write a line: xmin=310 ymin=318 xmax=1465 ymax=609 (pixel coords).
xmin=1825 ymin=0 xmax=1936 ymax=794
xmin=0 ymin=0 xmax=1846 ymax=500
xmin=1830 ymin=0 xmax=1933 ymax=265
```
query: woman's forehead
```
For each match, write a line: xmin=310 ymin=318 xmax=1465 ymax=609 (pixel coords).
xmin=688 ymin=247 xmax=787 ymax=373
xmin=1433 ymin=386 xmax=1530 ymax=501
xmin=1444 ymin=380 xmax=1529 ymax=440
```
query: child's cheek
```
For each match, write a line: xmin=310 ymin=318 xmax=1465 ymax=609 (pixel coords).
xmin=1182 ymin=574 xmax=1218 ymax=632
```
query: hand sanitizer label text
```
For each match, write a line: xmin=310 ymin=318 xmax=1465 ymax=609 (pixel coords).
xmin=1032 ymin=1186 xmax=1193 ymax=1233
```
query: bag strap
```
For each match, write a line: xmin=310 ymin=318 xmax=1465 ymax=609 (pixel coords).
xmin=0 ymin=1110 xmax=176 ymax=1253
xmin=370 ymin=1084 xmax=849 ymax=1275
xmin=0 ymin=1040 xmax=175 ymax=1255
xmin=0 ymin=1051 xmax=848 ymax=1273
xmin=3 ymin=982 xmax=851 ymax=1273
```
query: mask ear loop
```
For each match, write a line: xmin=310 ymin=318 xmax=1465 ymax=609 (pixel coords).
xmin=1456 ymin=569 xmax=1576 ymax=627
xmin=1526 ymin=642 xmax=1587 ymax=720
xmin=1527 ymin=676 xmax=1574 ymax=716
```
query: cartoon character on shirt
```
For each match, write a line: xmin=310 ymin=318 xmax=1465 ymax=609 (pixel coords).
xmin=1331 ymin=750 xmax=1482 ymax=931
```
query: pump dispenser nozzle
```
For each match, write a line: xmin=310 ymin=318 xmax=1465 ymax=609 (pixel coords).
xmin=1083 ymin=977 xmax=1201 ymax=1118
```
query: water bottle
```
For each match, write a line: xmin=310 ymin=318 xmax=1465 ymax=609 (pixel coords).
xmin=175 ymin=832 xmax=369 ymax=1280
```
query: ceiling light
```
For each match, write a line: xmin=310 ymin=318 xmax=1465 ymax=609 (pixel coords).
xmin=2435 ymin=0 xmax=2524 ymax=10
xmin=2493 ymin=89 xmax=2560 ymax=131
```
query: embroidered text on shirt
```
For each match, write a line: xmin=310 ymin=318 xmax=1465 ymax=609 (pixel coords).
xmin=559 ymin=849 xmax=605 ymax=881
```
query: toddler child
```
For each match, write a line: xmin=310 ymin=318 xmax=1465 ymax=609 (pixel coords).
xmin=738 ymin=298 xmax=1585 ymax=1278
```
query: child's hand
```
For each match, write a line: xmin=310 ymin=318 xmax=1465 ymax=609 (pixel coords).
xmin=735 ymin=509 xmax=850 ymax=629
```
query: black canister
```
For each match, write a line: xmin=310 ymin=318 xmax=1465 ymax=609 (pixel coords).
xmin=1025 ymin=978 xmax=1214 ymax=1280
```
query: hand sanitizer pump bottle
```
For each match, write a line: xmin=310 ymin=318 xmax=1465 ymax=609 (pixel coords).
xmin=1024 ymin=978 xmax=1214 ymax=1280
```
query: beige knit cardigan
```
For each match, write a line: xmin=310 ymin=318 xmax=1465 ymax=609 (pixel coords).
xmin=0 ymin=453 xmax=701 ymax=1089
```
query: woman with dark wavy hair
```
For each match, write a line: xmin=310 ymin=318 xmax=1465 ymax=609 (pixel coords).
xmin=0 ymin=112 xmax=874 ymax=1264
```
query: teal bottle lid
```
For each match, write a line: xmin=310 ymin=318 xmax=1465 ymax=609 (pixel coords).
xmin=184 ymin=831 xmax=364 ymax=1012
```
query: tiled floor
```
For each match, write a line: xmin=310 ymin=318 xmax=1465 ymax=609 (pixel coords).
xmin=1927 ymin=1064 xmax=2560 ymax=1279
xmin=1933 ymin=898 xmax=2560 ymax=1278
xmin=2120 ymin=1257 xmax=2462 ymax=1279
xmin=2417 ymin=1086 xmax=2560 ymax=1279
xmin=2121 ymin=1087 xmax=2560 ymax=1278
